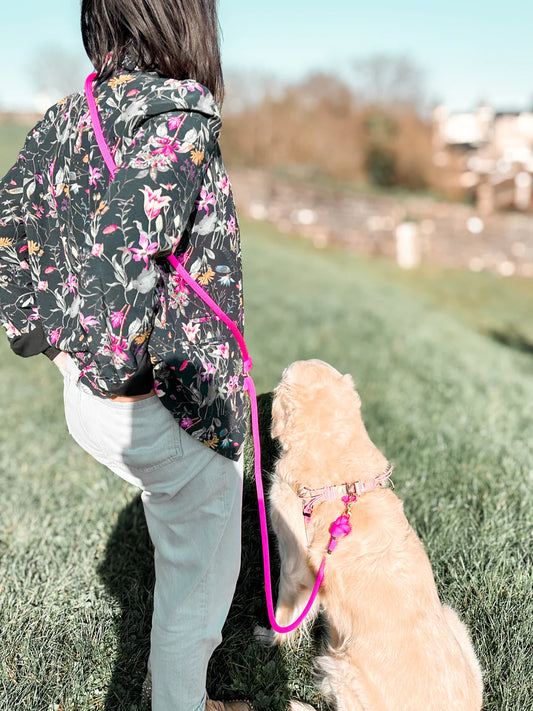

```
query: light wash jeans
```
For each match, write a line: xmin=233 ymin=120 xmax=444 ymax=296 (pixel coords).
xmin=62 ymin=356 xmax=243 ymax=711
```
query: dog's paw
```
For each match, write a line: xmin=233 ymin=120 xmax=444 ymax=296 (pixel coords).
xmin=254 ymin=624 xmax=301 ymax=648
xmin=254 ymin=625 xmax=276 ymax=646
xmin=288 ymin=702 xmax=316 ymax=711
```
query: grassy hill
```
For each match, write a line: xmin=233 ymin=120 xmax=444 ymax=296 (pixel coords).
xmin=0 ymin=211 xmax=531 ymax=709
xmin=0 ymin=119 xmax=33 ymax=173
xmin=0 ymin=124 xmax=532 ymax=709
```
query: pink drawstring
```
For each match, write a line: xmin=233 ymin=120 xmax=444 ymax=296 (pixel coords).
xmin=84 ymin=73 xmax=118 ymax=180
xmin=83 ymin=73 xmax=319 ymax=633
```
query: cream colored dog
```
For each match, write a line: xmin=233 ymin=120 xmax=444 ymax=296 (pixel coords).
xmin=268 ymin=359 xmax=483 ymax=711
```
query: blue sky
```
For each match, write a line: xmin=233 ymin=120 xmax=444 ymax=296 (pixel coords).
xmin=1 ymin=0 xmax=532 ymax=112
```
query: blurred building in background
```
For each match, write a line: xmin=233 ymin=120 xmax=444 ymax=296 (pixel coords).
xmin=433 ymin=105 xmax=533 ymax=213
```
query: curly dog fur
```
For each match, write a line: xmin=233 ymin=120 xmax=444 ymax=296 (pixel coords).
xmin=269 ymin=359 xmax=483 ymax=711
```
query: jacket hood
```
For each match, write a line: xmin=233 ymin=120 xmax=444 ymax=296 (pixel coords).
xmin=93 ymin=68 xmax=221 ymax=147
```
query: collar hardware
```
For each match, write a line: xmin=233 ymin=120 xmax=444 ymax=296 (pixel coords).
xmin=295 ymin=465 xmax=395 ymax=524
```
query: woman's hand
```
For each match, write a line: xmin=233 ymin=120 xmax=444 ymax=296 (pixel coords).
xmin=52 ymin=351 xmax=68 ymax=372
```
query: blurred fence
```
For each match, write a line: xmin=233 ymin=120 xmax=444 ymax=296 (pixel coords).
xmin=231 ymin=166 xmax=533 ymax=277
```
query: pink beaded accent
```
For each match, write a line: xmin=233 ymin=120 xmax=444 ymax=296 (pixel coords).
xmin=327 ymin=514 xmax=352 ymax=554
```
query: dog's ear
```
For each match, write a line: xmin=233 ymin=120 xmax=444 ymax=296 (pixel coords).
xmin=271 ymin=386 xmax=289 ymax=440
xmin=341 ymin=373 xmax=362 ymax=408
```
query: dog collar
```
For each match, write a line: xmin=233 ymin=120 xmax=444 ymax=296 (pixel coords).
xmin=294 ymin=466 xmax=395 ymax=523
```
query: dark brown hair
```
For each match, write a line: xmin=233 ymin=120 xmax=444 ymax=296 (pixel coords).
xmin=81 ymin=0 xmax=224 ymax=102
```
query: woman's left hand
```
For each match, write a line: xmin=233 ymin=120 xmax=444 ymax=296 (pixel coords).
xmin=52 ymin=351 xmax=68 ymax=372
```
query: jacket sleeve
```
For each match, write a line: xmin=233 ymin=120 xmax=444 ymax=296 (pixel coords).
xmin=0 ymin=131 xmax=61 ymax=360
xmin=81 ymin=108 xmax=220 ymax=395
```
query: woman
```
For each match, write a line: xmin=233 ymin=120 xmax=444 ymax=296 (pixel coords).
xmin=0 ymin=1 xmax=251 ymax=709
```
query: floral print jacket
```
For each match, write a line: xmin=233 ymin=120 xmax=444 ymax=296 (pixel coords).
xmin=0 ymin=67 xmax=246 ymax=460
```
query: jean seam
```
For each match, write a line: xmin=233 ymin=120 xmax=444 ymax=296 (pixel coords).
xmin=121 ymin=451 xmax=182 ymax=475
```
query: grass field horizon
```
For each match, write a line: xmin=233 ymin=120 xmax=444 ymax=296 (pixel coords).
xmin=0 ymin=123 xmax=532 ymax=710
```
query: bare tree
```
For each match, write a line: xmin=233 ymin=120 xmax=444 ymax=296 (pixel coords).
xmin=223 ymin=69 xmax=285 ymax=116
xmin=352 ymin=53 xmax=426 ymax=111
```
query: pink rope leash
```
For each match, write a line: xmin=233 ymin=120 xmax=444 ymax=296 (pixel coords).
xmin=245 ymin=373 xmax=326 ymax=632
xmin=168 ymin=255 xmax=325 ymax=632
xmin=168 ymin=257 xmax=324 ymax=632
xmin=84 ymin=73 xmax=118 ymax=180
xmin=84 ymin=73 xmax=318 ymax=633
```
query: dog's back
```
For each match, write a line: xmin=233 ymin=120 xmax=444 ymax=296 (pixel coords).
xmin=311 ymin=493 xmax=483 ymax=711
xmin=270 ymin=359 xmax=483 ymax=711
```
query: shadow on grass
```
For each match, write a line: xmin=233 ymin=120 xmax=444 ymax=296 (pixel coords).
xmin=488 ymin=328 xmax=533 ymax=356
xmin=208 ymin=392 xmax=300 ymax=711
xmin=97 ymin=495 xmax=154 ymax=710
xmin=98 ymin=392 xmax=299 ymax=711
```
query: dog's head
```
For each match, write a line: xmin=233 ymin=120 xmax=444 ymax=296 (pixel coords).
xmin=271 ymin=359 xmax=387 ymax=485
xmin=272 ymin=359 xmax=359 ymax=444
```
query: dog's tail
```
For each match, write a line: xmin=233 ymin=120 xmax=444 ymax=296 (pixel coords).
xmin=288 ymin=702 xmax=316 ymax=711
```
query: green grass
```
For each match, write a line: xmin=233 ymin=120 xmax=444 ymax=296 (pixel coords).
xmin=362 ymin=258 xmax=533 ymax=352
xmin=0 ymin=120 xmax=33 ymax=173
xmin=1 ymin=214 xmax=532 ymax=710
